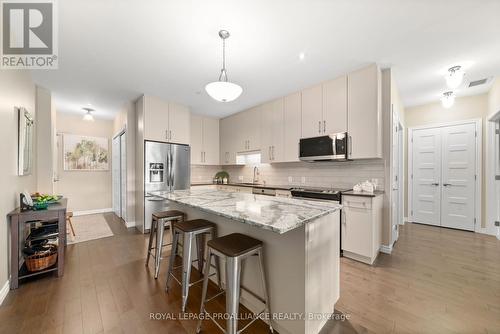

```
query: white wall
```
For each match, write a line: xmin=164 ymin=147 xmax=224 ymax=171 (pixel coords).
xmin=0 ymin=71 xmax=37 ymax=294
xmin=404 ymin=94 xmax=490 ymax=231
xmin=55 ymin=112 xmax=114 ymax=213
xmin=35 ymin=86 xmax=55 ymax=194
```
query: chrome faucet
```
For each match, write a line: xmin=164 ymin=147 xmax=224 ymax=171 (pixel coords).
xmin=253 ymin=166 xmax=260 ymax=184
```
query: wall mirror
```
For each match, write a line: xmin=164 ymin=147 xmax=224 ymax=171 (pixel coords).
xmin=18 ymin=107 xmax=34 ymax=176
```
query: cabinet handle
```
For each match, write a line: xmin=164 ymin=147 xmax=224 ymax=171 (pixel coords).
xmin=268 ymin=146 xmax=271 ymax=160
xmin=323 ymin=120 xmax=326 ymax=133
xmin=165 ymin=130 xmax=168 ymax=141
xmin=272 ymin=146 xmax=275 ymax=160
xmin=318 ymin=121 xmax=321 ymax=133
xmin=169 ymin=130 xmax=172 ymax=140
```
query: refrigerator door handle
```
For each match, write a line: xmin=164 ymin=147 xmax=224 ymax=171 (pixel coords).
xmin=169 ymin=150 xmax=174 ymax=191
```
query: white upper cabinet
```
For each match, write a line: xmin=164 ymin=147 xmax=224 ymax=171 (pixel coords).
xmin=261 ymin=98 xmax=284 ymax=163
xmin=283 ymin=92 xmax=302 ymax=162
xmin=301 ymin=76 xmax=347 ymax=139
xmin=143 ymin=95 xmax=190 ymax=145
xmin=220 ymin=115 xmax=237 ymax=165
xmin=190 ymin=114 xmax=203 ymax=164
xmin=301 ymin=85 xmax=323 ymax=138
xmin=191 ymin=115 xmax=219 ymax=165
xmin=238 ymin=106 xmax=261 ymax=152
xmin=143 ymin=96 xmax=170 ymax=142
xmin=323 ymin=75 xmax=347 ymax=134
xmin=168 ymin=102 xmax=190 ymax=144
xmin=348 ymin=64 xmax=382 ymax=159
xmin=202 ymin=117 xmax=220 ymax=165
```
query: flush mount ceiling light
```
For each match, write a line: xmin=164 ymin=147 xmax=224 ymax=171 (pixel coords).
xmin=445 ymin=65 xmax=465 ymax=89
xmin=441 ymin=91 xmax=455 ymax=109
xmin=82 ymin=107 xmax=95 ymax=121
xmin=205 ymin=30 xmax=243 ymax=103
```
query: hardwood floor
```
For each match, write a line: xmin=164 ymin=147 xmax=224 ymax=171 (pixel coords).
xmin=0 ymin=214 xmax=499 ymax=334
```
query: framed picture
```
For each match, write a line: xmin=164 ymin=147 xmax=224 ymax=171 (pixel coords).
xmin=63 ymin=134 xmax=109 ymax=171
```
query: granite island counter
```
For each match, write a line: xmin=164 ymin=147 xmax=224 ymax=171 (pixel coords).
xmin=150 ymin=188 xmax=341 ymax=334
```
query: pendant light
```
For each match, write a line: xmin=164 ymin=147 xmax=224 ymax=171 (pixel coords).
xmin=445 ymin=65 xmax=465 ymax=89
xmin=205 ymin=30 xmax=243 ymax=102
xmin=82 ymin=107 xmax=95 ymax=121
xmin=441 ymin=91 xmax=455 ymax=109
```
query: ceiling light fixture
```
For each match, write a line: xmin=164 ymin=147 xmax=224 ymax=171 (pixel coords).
xmin=441 ymin=91 xmax=455 ymax=109
xmin=82 ymin=107 xmax=95 ymax=121
xmin=205 ymin=30 xmax=242 ymax=103
xmin=445 ymin=65 xmax=465 ymax=89
xmin=299 ymin=52 xmax=305 ymax=60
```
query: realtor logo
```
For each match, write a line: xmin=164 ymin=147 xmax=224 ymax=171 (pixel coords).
xmin=1 ymin=0 xmax=58 ymax=69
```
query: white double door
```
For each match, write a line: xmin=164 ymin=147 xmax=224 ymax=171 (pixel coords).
xmin=412 ymin=123 xmax=476 ymax=231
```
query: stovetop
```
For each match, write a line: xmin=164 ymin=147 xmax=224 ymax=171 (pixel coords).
xmin=290 ymin=187 xmax=351 ymax=201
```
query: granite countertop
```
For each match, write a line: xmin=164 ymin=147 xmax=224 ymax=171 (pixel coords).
xmin=191 ymin=183 xmax=293 ymax=191
xmin=150 ymin=188 xmax=341 ymax=234
xmin=342 ymin=190 xmax=384 ymax=197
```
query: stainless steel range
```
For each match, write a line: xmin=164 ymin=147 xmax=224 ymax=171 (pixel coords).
xmin=291 ymin=187 xmax=348 ymax=202
xmin=291 ymin=187 xmax=350 ymax=255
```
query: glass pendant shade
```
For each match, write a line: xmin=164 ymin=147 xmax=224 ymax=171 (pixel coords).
xmin=83 ymin=113 xmax=94 ymax=121
xmin=205 ymin=81 xmax=242 ymax=102
xmin=441 ymin=92 xmax=455 ymax=109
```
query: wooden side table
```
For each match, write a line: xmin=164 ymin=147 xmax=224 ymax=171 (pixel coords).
xmin=7 ymin=199 xmax=67 ymax=289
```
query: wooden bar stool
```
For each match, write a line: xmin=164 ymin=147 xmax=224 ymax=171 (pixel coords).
xmin=197 ymin=233 xmax=273 ymax=334
xmin=166 ymin=219 xmax=221 ymax=312
xmin=145 ymin=210 xmax=185 ymax=278
xmin=66 ymin=211 xmax=75 ymax=237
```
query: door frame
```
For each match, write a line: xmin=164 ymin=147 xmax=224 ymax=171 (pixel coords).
xmin=112 ymin=127 xmax=127 ymax=220
xmin=408 ymin=119 xmax=482 ymax=233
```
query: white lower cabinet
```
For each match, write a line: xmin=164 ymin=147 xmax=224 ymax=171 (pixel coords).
xmin=341 ymin=194 xmax=382 ymax=264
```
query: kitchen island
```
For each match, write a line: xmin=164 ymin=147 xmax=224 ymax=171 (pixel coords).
xmin=150 ymin=188 xmax=341 ymax=334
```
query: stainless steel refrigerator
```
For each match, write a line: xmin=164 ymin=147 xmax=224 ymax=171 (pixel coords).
xmin=144 ymin=140 xmax=190 ymax=232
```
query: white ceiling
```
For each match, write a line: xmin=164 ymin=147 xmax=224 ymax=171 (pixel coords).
xmin=31 ymin=0 xmax=500 ymax=120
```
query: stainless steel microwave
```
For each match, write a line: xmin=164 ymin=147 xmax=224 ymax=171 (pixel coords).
xmin=299 ymin=132 xmax=351 ymax=161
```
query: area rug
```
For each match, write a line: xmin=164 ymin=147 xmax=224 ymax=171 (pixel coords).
xmin=67 ymin=214 xmax=114 ymax=244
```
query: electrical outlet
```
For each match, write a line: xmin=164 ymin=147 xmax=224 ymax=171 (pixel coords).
xmin=495 ymin=221 xmax=500 ymax=227
xmin=301 ymin=176 xmax=306 ymax=184
xmin=288 ymin=176 xmax=293 ymax=184
xmin=238 ymin=175 xmax=244 ymax=181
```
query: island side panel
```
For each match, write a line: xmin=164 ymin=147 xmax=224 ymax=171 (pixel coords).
xmin=304 ymin=210 xmax=340 ymax=334
xmin=170 ymin=203 xmax=307 ymax=334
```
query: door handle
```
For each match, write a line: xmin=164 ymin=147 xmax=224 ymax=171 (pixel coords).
xmin=431 ymin=183 xmax=440 ymax=186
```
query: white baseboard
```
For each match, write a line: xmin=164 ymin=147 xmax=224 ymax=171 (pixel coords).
xmin=73 ymin=208 xmax=113 ymax=216
xmin=125 ymin=220 xmax=135 ymax=228
xmin=0 ymin=279 xmax=9 ymax=306
xmin=380 ymin=244 xmax=393 ymax=254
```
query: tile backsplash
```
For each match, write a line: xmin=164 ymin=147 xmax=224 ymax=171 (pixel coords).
xmin=191 ymin=159 xmax=385 ymax=190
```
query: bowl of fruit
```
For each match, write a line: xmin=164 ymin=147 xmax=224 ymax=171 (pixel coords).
xmin=31 ymin=193 xmax=63 ymax=208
